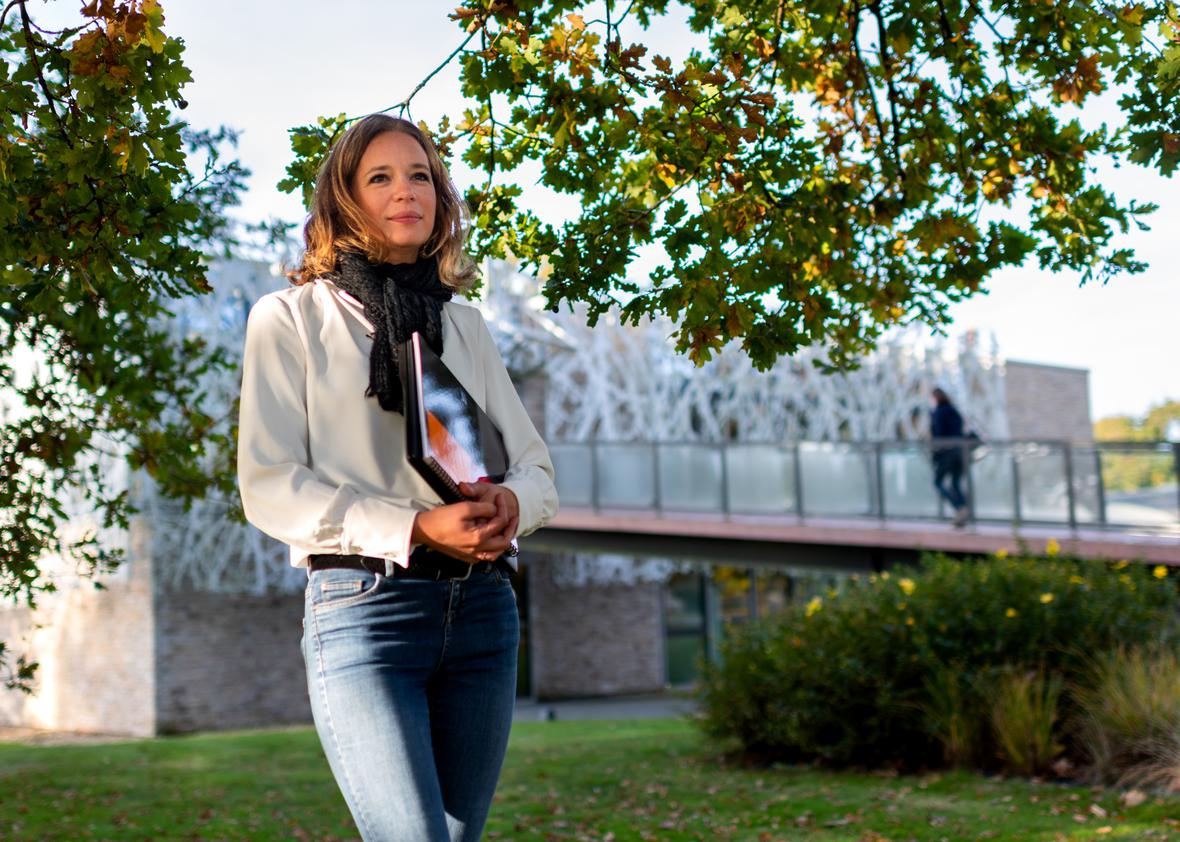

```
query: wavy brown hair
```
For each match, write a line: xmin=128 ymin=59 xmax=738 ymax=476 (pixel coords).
xmin=290 ymin=114 xmax=477 ymax=292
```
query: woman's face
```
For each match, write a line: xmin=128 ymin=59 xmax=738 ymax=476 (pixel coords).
xmin=351 ymin=131 xmax=438 ymax=263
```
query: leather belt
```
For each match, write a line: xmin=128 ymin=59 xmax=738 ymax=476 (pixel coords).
xmin=308 ymin=547 xmax=513 ymax=582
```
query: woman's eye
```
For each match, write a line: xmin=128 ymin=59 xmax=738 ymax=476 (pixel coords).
xmin=369 ymin=174 xmax=388 ymax=184
xmin=412 ymin=172 xmax=431 ymax=182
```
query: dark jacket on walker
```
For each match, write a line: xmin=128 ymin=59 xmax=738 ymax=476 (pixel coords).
xmin=931 ymin=401 xmax=965 ymax=468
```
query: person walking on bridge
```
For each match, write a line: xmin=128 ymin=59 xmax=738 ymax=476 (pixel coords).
xmin=930 ymin=387 xmax=970 ymax=527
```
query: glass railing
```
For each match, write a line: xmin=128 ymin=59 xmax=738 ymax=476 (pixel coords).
xmin=548 ymin=439 xmax=1180 ymax=530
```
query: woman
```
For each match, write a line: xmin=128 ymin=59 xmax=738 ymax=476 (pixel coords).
xmin=237 ymin=114 xmax=558 ymax=841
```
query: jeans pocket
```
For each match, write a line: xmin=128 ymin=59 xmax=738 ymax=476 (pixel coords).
xmin=310 ymin=569 xmax=384 ymax=614
xmin=494 ymin=568 xmax=518 ymax=601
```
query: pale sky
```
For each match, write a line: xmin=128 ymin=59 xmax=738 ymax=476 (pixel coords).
xmin=35 ymin=0 xmax=1178 ymax=420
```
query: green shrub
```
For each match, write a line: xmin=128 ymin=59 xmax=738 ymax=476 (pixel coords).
xmin=697 ymin=554 xmax=1179 ymax=770
xmin=1073 ymin=646 xmax=1180 ymax=790
xmin=990 ymin=667 xmax=1064 ymax=777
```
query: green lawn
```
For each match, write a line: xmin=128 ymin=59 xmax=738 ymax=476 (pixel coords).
xmin=0 ymin=718 xmax=1176 ymax=840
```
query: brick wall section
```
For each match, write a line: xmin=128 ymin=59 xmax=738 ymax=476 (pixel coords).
xmin=0 ymin=604 xmax=41 ymax=729
xmin=527 ymin=555 xmax=666 ymax=699
xmin=0 ymin=558 xmax=156 ymax=737
xmin=153 ymin=590 xmax=309 ymax=733
xmin=1004 ymin=361 xmax=1094 ymax=443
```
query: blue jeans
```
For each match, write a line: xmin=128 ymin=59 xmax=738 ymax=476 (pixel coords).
xmin=301 ymin=565 xmax=519 ymax=842
xmin=933 ymin=450 xmax=967 ymax=510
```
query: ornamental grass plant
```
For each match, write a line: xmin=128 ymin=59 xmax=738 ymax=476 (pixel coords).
xmin=697 ymin=552 xmax=1179 ymax=779
xmin=990 ymin=666 xmax=1064 ymax=777
xmin=1073 ymin=645 xmax=1180 ymax=791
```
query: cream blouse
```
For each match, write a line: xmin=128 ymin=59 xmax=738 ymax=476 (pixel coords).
xmin=237 ymin=278 xmax=558 ymax=570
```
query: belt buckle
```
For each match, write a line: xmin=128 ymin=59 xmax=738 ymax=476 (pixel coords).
xmin=450 ymin=561 xmax=475 ymax=582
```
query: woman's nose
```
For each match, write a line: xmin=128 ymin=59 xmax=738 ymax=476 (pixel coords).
xmin=390 ymin=175 xmax=414 ymax=199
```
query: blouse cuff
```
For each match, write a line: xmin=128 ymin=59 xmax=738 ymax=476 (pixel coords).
xmin=501 ymin=473 xmax=544 ymax=538
xmin=341 ymin=497 xmax=418 ymax=567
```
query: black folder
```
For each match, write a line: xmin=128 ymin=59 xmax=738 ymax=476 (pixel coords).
xmin=401 ymin=331 xmax=510 ymax=504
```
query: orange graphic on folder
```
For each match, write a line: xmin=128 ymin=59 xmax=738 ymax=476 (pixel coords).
xmin=426 ymin=411 xmax=485 ymax=485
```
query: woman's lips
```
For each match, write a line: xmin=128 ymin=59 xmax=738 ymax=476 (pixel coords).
xmin=388 ymin=214 xmax=422 ymax=223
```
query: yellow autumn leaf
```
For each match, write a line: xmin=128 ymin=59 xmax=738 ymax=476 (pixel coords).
xmin=112 ymin=138 xmax=131 ymax=172
xmin=142 ymin=0 xmax=166 ymax=53
xmin=654 ymin=162 xmax=678 ymax=189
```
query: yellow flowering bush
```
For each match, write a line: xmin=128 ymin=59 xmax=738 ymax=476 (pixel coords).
xmin=698 ymin=552 xmax=1180 ymax=772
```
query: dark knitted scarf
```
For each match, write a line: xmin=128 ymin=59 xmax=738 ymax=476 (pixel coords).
xmin=330 ymin=251 xmax=452 ymax=414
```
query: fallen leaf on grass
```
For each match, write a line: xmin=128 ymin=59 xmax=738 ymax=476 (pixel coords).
xmin=1121 ymin=789 xmax=1148 ymax=808
xmin=825 ymin=813 xmax=861 ymax=827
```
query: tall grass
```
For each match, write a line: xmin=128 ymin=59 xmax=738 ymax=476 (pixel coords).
xmin=1073 ymin=646 xmax=1180 ymax=791
xmin=990 ymin=667 xmax=1064 ymax=777
xmin=922 ymin=665 xmax=984 ymax=768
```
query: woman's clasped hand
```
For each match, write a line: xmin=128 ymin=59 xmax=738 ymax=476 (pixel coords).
xmin=410 ymin=481 xmax=519 ymax=563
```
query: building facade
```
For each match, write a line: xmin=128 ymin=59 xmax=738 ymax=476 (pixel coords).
xmin=0 ymin=260 xmax=1096 ymax=734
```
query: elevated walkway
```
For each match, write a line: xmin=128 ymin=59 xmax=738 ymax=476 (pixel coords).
xmin=537 ymin=439 xmax=1179 ymax=569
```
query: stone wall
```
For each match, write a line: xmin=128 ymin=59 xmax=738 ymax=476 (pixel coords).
xmin=0 ymin=605 xmax=35 ymax=728
xmin=153 ymin=589 xmax=309 ymax=733
xmin=0 ymin=535 xmax=312 ymax=736
xmin=0 ymin=555 xmax=156 ymax=737
xmin=527 ymin=555 xmax=666 ymax=699
xmin=1004 ymin=360 xmax=1094 ymax=443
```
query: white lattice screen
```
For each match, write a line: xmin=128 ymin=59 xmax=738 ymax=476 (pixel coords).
xmin=16 ymin=258 xmax=1011 ymax=594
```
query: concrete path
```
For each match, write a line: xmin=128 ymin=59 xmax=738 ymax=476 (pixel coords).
xmin=512 ymin=691 xmax=697 ymax=723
